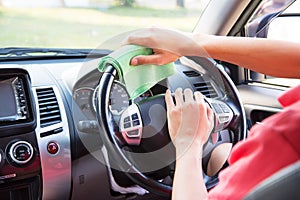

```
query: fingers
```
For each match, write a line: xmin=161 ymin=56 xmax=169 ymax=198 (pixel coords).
xmin=194 ymin=91 xmax=208 ymax=118
xmin=206 ymin=105 xmax=214 ymax=121
xmin=130 ymin=54 xmax=162 ymax=66
xmin=193 ymin=91 xmax=213 ymax=121
xmin=183 ymin=88 xmax=194 ymax=102
xmin=206 ymin=105 xmax=214 ymax=132
xmin=194 ymin=91 xmax=204 ymax=104
xmin=166 ymin=88 xmax=212 ymax=113
xmin=130 ymin=50 xmax=179 ymax=66
xmin=168 ymin=88 xmax=204 ymax=105
xmin=174 ymin=88 xmax=184 ymax=106
xmin=165 ymin=89 xmax=175 ymax=111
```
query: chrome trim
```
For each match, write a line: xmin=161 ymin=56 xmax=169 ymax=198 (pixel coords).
xmin=9 ymin=141 xmax=34 ymax=165
xmin=0 ymin=173 xmax=16 ymax=180
xmin=33 ymin=85 xmax=71 ymax=200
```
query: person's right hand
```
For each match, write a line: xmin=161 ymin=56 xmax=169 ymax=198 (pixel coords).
xmin=123 ymin=27 xmax=200 ymax=66
xmin=165 ymin=88 xmax=214 ymax=157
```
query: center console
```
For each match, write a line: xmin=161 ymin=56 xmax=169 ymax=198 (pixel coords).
xmin=0 ymin=69 xmax=41 ymax=200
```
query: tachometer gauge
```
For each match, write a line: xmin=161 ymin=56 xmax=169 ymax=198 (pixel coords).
xmin=73 ymin=87 xmax=95 ymax=119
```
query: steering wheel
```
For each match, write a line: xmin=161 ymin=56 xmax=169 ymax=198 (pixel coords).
xmin=96 ymin=56 xmax=247 ymax=197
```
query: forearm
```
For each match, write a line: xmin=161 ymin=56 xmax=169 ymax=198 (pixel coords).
xmin=172 ymin=147 xmax=208 ymax=200
xmin=126 ymin=28 xmax=300 ymax=78
xmin=190 ymin=34 xmax=300 ymax=78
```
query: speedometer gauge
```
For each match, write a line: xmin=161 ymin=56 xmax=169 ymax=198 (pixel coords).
xmin=92 ymin=81 xmax=130 ymax=116
xmin=93 ymin=81 xmax=153 ymax=124
xmin=109 ymin=82 xmax=130 ymax=115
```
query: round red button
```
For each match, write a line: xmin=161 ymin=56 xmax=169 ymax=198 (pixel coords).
xmin=47 ymin=142 xmax=59 ymax=155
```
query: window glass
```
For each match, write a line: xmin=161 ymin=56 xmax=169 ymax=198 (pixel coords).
xmin=268 ymin=0 xmax=300 ymax=43
xmin=246 ymin=0 xmax=300 ymax=87
xmin=0 ymin=0 xmax=211 ymax=49
xmin=264 ymin=1 xmax=300 ymax=87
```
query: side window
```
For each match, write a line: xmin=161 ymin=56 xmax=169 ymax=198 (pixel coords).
xmin=245 ymin=0 xmax=300 ymax=87
xmin=268 ymin=1 xmax=300 ymax=43
xmin=264 ymin=1 xmax=300 ymax=87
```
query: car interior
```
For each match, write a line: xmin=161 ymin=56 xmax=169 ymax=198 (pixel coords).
xmin=0 ymin=0 xmax=299 ymax=199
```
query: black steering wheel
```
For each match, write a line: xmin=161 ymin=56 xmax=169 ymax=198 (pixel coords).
xmin=96 ymin=56 xmax=247 ymax=197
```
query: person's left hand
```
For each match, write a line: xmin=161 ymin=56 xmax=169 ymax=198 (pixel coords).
xmin=165 ymin=88 xmax=214 ymax=157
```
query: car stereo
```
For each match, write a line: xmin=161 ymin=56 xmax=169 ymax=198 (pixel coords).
xmin=0 ymin=69 xmax=35 ymax=135
xmin=0 ymin=76 xmax=29 ymax=122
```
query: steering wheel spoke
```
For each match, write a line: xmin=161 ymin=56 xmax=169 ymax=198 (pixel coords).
xmin=119 ymin=104 xmax=143 ymax=146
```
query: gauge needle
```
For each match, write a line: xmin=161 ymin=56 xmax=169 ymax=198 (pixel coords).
xmin=109 ymin=106 xmax=124 ymax=115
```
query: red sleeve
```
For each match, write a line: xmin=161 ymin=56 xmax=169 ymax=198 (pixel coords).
xmin=208 ymin=102 xmax=300 ymax=200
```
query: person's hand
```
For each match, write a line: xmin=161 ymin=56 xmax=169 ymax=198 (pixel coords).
xmin=165 ymin=88 xmax=214 ymax=157
xmin=130 ymin=48 xmax=179 ymax=66
xmin=123 ymin=27 xmax=199 ymax=66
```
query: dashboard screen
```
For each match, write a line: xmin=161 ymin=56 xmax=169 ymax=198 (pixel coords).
xmin=0 ymin=77 xmax=18 ymax=120
xmin=0 ymin=77 xmax=28 ymax=122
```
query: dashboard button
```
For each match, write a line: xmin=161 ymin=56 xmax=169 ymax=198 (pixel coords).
xmin=9 ymin=141 xmax=34 ymax=165
xmin=47 ymin=142 xmax=59 ymax=155
xmin=15 ymin=145 xmax=31 ymax=161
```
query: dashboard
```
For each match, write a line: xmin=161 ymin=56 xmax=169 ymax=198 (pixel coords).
xmin=73 ymin=76 xmax=153 ymax=126
xmin=0 ymin=55 xmax=240 ymax=200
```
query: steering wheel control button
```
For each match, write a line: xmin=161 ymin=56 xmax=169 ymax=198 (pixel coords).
xmin=219 ymin=103 xmax=231 ymax=113
xmin=47 ymin=142 xmax=59 ymax=155
xmin=126 ymin=129 xmax=140 ymax=138
xmin=132 ymin=120 xmax=140 ymax=126
xmin=124 ymin=122 xmax=131 ymax=128
xmin=131 ymin=113 xmax=138 ymax=120
xmin=9 ymin=141 xmax=34 ymax=165
xmin=120 ymin=104 xmax=143 ymax=145
xmin=205 ymin=99 xmax=234 ymax=132
xmin=211 ymin=103 xmax=223 ymax=114
xmin=124 ymin=116 xmax=130 ymax=123
xmin=219 ymin=116 xmax=230 ymax=122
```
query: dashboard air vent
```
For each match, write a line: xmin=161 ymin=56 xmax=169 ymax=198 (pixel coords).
xmin=36 ymin=88 xmax=61 ymax=127
xmin=194 ymin=82 xmax=218 ymax=98
xmin=183 ymin=70 xmax=200 ymax=77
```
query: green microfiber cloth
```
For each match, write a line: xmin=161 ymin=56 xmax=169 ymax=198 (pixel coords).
xmin=98 ymin=45 xmax=176 ymax=100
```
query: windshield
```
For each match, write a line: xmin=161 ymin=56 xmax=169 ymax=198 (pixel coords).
xmin=0 ymin=0 xmax=210 ymax=49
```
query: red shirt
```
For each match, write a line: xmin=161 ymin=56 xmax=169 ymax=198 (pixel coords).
xmin=208 ymin=85 xmax=300 ymax=199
